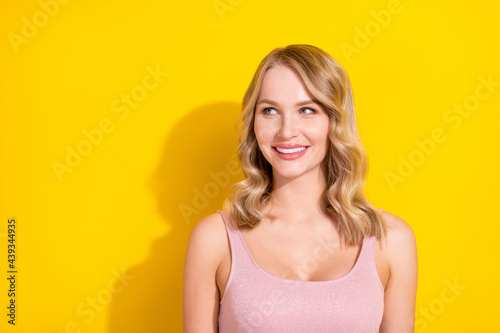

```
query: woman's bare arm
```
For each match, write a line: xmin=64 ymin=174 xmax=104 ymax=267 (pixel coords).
xmin=183 ymin=213 xmax=227 ymax=332
xmin=379 ymin=211 xmax=418 ymax=333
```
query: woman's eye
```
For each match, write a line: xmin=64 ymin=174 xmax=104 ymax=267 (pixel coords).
xmin=300 ymin=107 xmax=316 ymax=114
xmin=262 ymin=107 xmax=277 ymax=114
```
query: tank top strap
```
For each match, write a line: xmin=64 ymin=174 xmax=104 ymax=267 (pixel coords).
xmin=217 ymin=209 xmax=240 ymax=236
xmin=354 ymin=234 xmax=383 ymax=294
xmin=217 ymin=210 xmax=251 ymax=270
xmin=358 ymin=235 xmax=376 ymax=266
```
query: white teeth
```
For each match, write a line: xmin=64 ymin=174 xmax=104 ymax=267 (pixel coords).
xmin=275 ymin=146 xmax=307 ymax=154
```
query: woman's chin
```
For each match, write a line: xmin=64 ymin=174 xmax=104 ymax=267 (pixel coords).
xmin=272 ymin=168 xmax=311 ymax=181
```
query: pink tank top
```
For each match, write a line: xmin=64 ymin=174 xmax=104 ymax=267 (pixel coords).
xmin=217 ymin=209 xmax=385 ymax=333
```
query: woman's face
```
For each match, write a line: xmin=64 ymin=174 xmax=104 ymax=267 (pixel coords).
xmin=254 ymin=64 xmax=330 ymax=180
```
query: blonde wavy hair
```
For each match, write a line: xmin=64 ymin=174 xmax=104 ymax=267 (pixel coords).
xmin=222 ymin=44 xmax=388 ymax=247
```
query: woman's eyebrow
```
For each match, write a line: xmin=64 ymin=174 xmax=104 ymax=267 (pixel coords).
xmin=256 ymin=99 xmax=320 ymax=106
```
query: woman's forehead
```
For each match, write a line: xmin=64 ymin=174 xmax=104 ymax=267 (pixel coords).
xmin=258 ymin=65 xmax=314 ymax=102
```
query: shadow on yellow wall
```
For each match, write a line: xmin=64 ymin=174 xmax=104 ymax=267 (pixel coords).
xmin=107 ymin=101 xmax=243 ymax=332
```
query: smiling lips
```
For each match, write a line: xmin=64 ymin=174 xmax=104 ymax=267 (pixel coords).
xmin=272 ymin=144 xmax=310 ymax=160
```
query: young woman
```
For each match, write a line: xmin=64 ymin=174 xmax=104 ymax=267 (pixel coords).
xmin=183 ymin=44 xmax=418 ymax=332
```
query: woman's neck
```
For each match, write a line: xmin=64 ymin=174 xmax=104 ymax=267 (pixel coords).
xmin=267 ymin=166 xmax=330 ymax=224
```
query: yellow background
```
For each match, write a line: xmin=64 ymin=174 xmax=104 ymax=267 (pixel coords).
xmin=1 ymin=0 xmax=499 ymax=332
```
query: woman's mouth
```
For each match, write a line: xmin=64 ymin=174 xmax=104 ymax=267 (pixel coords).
xmin=272 ymin=146 xmax=310 ymax=160
xmin=275 ymin=146 xmax=307 ymax=153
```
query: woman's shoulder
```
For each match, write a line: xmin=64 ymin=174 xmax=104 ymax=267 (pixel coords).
xmin=378 ymin=210 xmax=417 ymax=269
xmin=188 ymin=211 xmax=228 ymax=245
xmin=190 ymin=210 xmax=227 ymax=231
xmin=186 ymin=211 xmax=229 ymax=265
xmin=380 ymin=210 xmax=416 ymax=243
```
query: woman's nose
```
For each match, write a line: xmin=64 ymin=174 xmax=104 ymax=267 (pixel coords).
xmin=277 ymin=114 xmax=299 ymax=140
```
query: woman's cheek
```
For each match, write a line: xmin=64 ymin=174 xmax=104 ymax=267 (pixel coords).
xmin=254 ymin=121 xmax=275 ymax=143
